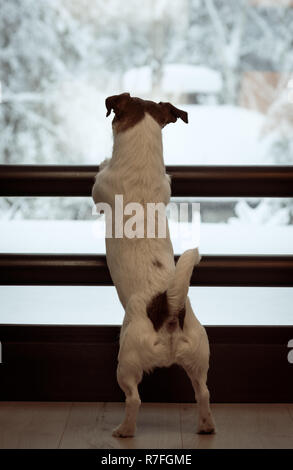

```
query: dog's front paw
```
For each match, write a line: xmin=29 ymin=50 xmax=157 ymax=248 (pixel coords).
xmin=197 ymin=415 xmax=216 ymax=435
xmin=112 ymin=424 xmax=136 ymax=438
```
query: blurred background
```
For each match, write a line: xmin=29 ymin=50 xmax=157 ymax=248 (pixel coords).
xmin=0 ymin=0 xmax=292 ymax=324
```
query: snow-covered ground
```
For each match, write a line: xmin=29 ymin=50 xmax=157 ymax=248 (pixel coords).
xmin=0 ymin=219 xmax=292 ymax=325
xmin=123 ymin=64 xmax=223 ymax=94
xmin=46 ymin=102 xmax=269 ymax=167
xmin=0 ymin=220 xmax=292 ymax=255
xmin=162 ymin=105 xmax=267 ymax=166
xmin=0 ymin=285 xmax=292 ymax=326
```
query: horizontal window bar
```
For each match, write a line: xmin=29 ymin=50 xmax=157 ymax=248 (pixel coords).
xmin=0 ymin=254 xmax=292 ymax=287
xmin=0 ymin=325 xmax=291 ymax=344
xmin=1 ymin=165 xmax=293 ymax=197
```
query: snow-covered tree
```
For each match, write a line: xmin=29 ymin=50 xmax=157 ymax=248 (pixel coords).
xmin=186 ymin=0 xmax=293 ymax=224
xmin=0 ymin=0 xmax=92 ymax=164
xmin=186 ymin=0 xmax=293 ymax=105
xmin=76 ymin=0 xmax=189 ymax=97
xmin=0 ymin=0 xmax=97 ymax=219
xmin=229 ymin=199 xmax=291 ymax=226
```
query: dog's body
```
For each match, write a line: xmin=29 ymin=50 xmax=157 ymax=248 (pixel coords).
xmin=92 ymin=93 xmax=215 ymax=437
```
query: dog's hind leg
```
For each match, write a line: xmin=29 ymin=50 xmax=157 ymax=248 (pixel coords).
xmin=112 ymin=361 xmax=142 ymax=438
xmin=188 ymin=371 xmax=216 ymax=434
xmin=178 ymin=338 xmax=216 ymax=434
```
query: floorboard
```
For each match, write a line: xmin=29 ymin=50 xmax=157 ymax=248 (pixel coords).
xmin=0 ymin=402 xmax=71 ymax=449
xmin=0 ymin=402 xmax=292 ymax=449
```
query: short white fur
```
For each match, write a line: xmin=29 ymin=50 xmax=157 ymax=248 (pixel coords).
xmin=92 ymin=113 xmax=215 ymax=437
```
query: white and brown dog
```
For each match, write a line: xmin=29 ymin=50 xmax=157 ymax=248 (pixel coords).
xmin=92 ymin=92 xmax=215 ymax=437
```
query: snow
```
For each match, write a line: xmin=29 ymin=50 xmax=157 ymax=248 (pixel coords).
xmin=0 ymin=285 xmax=292 ymax=326
xmin=123 ymin=66 xmax=152 ymax=95
xmin=230 ymin=200 xmax=290 ymax=226
xmin=162 ymin=64 xmax=223 ymax=93
xmin=162 ymin=105 xmax=267 ymax=165
xmin=123 ymin=64 xmax=223 ymax=94
xmin=0 ymin=219 xmax=292 ymax=255
xmin=80 ymin=103 xmax=267 ymax=166
xmin=78 ymin=103 xmax=267 ymax=167
xmin=56 ymin=80 xmax=112 ymax=163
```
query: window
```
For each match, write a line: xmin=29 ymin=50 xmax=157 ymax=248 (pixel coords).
xmin=1 ymin=1 xmax=292 ymax=403
xmin=0 ymin=0 xmax=292 ymax=325
xmin=1 ymin=1 xmax=292 ymax=167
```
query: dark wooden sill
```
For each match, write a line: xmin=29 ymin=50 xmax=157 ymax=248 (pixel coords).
xmin=0 ymin=325 xmax=292 ymax=403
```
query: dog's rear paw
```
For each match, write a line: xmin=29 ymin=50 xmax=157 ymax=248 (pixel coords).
xmin=112 ymin=424 xmax=136 ymax=438
xmin=197 ymin=415 xmax=216 ymax=435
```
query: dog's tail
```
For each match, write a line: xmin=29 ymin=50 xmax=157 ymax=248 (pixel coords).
xmin=167 ymin=248 xmax=201 ymax=316
xmin=146 ymin=248 xmax=201 ymax=332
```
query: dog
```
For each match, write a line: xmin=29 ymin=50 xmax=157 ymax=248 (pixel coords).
xmin=92 ymin=92 xmax=215 ymax=437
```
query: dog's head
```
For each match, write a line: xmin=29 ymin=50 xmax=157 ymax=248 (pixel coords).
xmin=105 ymin=92 xmax=188 ymax=133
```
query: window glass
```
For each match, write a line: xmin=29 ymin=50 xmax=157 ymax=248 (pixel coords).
xmin=0 ymin=0 xmax=292 ymax=167
xmin=0 ymin=286 xmax=291 ymax=325
xmin=1 ymin=1 xmax=292 ymax=327
xmin=0 ymin=197 xmax=292 ymax=254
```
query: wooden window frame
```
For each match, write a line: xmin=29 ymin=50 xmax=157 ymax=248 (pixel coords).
xmin=0 ymin=164 xmax=293 ymax=402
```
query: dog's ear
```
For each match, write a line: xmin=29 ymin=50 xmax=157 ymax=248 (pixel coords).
xmin=105 ymin=92 xmax=131 ymax=118
xmin=158 ymin=102 xmax=188 ymax=125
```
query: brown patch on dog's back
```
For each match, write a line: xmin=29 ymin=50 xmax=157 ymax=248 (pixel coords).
xmin=147 ymin=291 xmax=169 ymax=331
xmin=147 ymin=291 xmax=186 ymax=332
xmin=152 ymin=259 xmax=163 ymax=268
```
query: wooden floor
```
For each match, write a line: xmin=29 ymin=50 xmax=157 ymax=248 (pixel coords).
xmin=0 ymin=402 xmax=293 ymax=449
